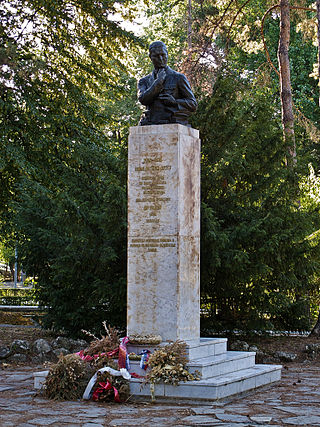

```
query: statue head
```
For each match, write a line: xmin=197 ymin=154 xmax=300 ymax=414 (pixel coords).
xmin=149 ymin=41 xmax=168 ymax=70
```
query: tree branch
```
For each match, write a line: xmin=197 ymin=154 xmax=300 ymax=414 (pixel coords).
xmin=317 ymin=0 xmax=320 ymax=106
xmin=192 ymin=0 xmax=235 ymax=69
xmin=261 ymin=4 xmax=316 ymax=77
xmin=261 ymin=4 xmax=281 ymax=76
xmin=226 ymin=0 xmax=254 ymax=51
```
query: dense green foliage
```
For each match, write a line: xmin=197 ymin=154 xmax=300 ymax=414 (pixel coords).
xmin=193 ymin=73 xmax=320 ymax=330
xmin=0 ymin=0 xmax=141 ymax=335
xmin=143 ymin=0 xmax=320 ymax=330
xmin=15 ymin=142 xmax=128 ymax=332
xmin=1 ymin=0 xmax=320 ymax=334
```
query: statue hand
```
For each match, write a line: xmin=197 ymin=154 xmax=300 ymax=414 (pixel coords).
xmin=158 ymin=93 xmax=177 ymax=107
xmin=155 ymin=68 xmax=166 ymax=85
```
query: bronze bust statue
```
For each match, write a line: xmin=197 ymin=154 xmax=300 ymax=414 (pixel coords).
xmin=138 ymin=41 xmax=197 ymax=126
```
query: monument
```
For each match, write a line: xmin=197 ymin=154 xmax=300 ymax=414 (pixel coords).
xmin=137 ymin=41 xmax=197 ymax=127
xmin=127 ymin=42 xmax=281 ymax=399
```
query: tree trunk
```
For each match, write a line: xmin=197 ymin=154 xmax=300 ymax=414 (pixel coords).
xmin=312 ymin=2 xmax=320 ymax=337
xmin=310 ymin=311 xmax=320 ymax=336
xmin=317 ymin=0 xmax=320 ymax=106
xmin=188 ymin=0 xmax=192 ymax=50
xmin=278 ymin=0 xmax=296 ymax=165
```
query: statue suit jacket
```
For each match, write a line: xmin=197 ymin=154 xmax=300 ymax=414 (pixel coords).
xmin=138 ymin=66 xmax=197 ymax=126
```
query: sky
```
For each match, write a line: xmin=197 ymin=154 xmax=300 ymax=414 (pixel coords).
xmin=109 ymin=4 xmax=148 ymax=36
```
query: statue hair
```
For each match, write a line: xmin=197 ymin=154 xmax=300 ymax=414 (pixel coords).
xmin=149 ymin=41 xmax=168 ymax=54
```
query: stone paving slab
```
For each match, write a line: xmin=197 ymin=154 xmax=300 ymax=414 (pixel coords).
xmin=1 ymin=363 xmax=320 ymax=425
xmin=191 ymin=407 xmax=225 ymax=415
xmin=109 ymin=417 xmax=150 ymax=425
xmin=0 ymin=386 xmax=13 ymax=392
xmin=281 ymin=415 xmax=320 ymax=425
xmin=216 ymin=413 xmax=250 ymax=422
xmin=181 ymin=415 xmax=224 ymax=424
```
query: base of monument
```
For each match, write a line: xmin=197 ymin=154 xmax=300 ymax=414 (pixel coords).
xmin=129 ymin=364 xmax=281 ymax=401
xmin=128 ymin=337 xmax=282 ymax=401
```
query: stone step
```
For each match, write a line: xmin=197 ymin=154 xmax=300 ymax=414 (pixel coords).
xmin=129 ymin=364 xmax=282 ymax=401
xmin=185 ymin=338 xmax=228 ymax=360
xmin=187 ymin=351 xmax=256 ymax=379
xmin=127 ymin=337 xmax=228 ymax=362
xmin=129 ymin=350 xmax=255 ymax=379
xmin=129 ymin=360 xmax=150 ymax=377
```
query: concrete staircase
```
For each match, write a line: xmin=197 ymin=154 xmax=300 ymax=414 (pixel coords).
xmin=128 ymin=338 xmax=282 ymax=400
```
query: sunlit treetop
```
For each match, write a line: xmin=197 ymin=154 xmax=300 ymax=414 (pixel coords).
xmin=0 ymin=0 xmax=142 ymax=95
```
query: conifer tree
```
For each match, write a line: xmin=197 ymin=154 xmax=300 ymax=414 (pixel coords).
xmin=0 ymin=0 xmax=141 ymax=334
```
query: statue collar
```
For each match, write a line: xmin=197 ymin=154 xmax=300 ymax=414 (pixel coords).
xmin=152 ymin=66 xmax=169 ymax=78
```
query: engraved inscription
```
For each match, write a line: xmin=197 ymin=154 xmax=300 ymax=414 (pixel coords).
xmin=142 ymin=156 xmax=162 ymax=163
xmin=130 ymin=237 xmax=176 ymax=252
xmin=135 ymin=165 xmax=171 ymax=171
xmin=136 ymin=197 xmax=170 ymax=203
xmin=133 ymin=154 xmax=172 ymax=224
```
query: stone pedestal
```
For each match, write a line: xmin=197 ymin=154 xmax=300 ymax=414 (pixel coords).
xmin=126 ymin=124 xmax=282 ymax=401
xmin=127 ymin=124 xmax=200 ymax=342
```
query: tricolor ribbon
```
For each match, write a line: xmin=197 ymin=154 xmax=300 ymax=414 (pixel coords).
xmin=140 ymin=350 xmax=151 ymax=370
xmin=77 ymin=350 xmax=95 ymax=362
xmin=131 ymin=372 xmax=144 ymax=379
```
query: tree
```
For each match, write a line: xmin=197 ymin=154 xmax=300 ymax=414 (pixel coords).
xmin=16 ymin=140 xmax=129 ymax=334
xmin=278 ymin=0 xmax=296 ymax=164
xmin=317 ymin=0 xmax=320 ymax=105
xmin=193 ymin=72 xmax=320 ymax=331
xmin=299 ymin=165 xmax=320 ymax=335
xmin=0 ymin=0 xmax=140 ymax=220
xmin=0 ymin=0 xmax=142 ymax=335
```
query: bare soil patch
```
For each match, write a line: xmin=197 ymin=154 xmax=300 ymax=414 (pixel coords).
xmin=228 ymin=334 xmax=320 ymax=365
xmin=1 ymin=312 xmax=320 ymax=366
xmin=0 ymin=310 xmax=35 ymax=326
xmin=0 ymin=325 xmax=57 ymax=347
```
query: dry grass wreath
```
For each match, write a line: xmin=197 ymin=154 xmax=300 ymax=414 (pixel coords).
xmin=82 ymin=322 xmax=120 ymax=356
xmin=44 ymin=354 xmax=95 ymax=400
xmin=146 ymin=340 xmax=200 ymax=386
xmin=44 ymin=322 xmax=128 ymax=401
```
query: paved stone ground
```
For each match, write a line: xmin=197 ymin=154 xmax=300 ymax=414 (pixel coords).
xmin=0 ymin=363 xmax=320 ymax=426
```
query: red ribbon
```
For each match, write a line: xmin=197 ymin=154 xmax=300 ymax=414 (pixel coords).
xmin=92 ymin=381 xmax=120 ymax=403
xmin=130 ymin=372 xmax=144 ymax=379
xmin=106 ymin=348 xmax=119 ymax=358
xmin=77 ymin=350 xmax=94 ymax=362
xmin=77 ymin=348 xmax=119 ymax=362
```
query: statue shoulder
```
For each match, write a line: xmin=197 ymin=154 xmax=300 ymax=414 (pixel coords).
xmin=167 ymin=67 xmax=189 ymax=82
xmin=138 ymin=72 xmax=153 ymax=84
